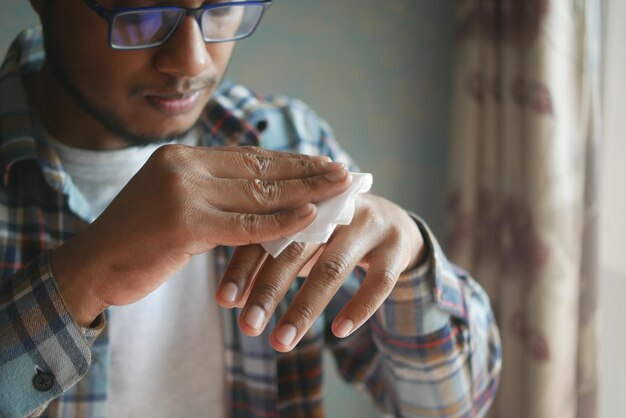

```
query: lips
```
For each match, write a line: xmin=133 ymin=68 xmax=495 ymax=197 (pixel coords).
xmin=145 ymin=90 xmax=202 ymax=114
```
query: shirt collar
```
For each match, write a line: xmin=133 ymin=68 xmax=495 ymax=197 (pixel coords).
xmin=0 ymin=26 xmax=267 ymax=192
xmin=200 ymin=85 xmax=264 ymax=147
xmin=0 ymin=26 xmax=47 ymax=190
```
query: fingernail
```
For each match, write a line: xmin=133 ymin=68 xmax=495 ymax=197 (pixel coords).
xmin=219 ymin=282 xmax=238 ymax=303
xmin=335 ymin=319 xmax=354 ymax=338
xmin=313 ymin=155 xmax=332 ymax=162
xmin=243 ymin=305 xmax=265 ymax=330
xmin=325 ymin=165 xmax=348 ymax=182
xmin=295 ymin=204 xmax=314 ymax=219
xmin=275 ymin=323 xmax=297 ymax=347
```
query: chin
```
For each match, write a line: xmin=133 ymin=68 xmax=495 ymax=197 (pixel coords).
xmin=130 ymin=110 xmax=201 ymax=139
xmin=114 ymin=118 xmax=197 ymax=146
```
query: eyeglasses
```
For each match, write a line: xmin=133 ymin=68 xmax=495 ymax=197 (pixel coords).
xmin=82 ymin=0 xmax=272 ymax=50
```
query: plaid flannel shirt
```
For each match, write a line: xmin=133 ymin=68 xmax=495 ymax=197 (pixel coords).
xmin=0 ymin=27 xmax=501 ymax=418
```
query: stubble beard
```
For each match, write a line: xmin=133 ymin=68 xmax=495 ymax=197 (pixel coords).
xmin=40 ymin=3 xmax=218 ymax=147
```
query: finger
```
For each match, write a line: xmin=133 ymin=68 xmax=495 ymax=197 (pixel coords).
xmin=201 ymin=146 xmax=344 ymax=180
xmin=330 ymin=248 xmax=404 ymax=339
xmin=216 ymin=245 xmax=267 ymax=308
xmin=264 ymin=223 xmax=380 ymax=351
xmin=238 ymin=242 xmax=319 ymax=336
xmin=212 ymin=145 xmax=331 ymax=161
xmin=298 ymin=246 xmax=324 ymax=277
xmin=203 ymin=204 xmax=317 ymax=246
xmin=268 ymin=249 xmax=362 ymax=352
xmin=206 ymin=171 xmax=352 ymax=214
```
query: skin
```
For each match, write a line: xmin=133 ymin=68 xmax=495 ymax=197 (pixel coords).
xmin=29 ymin=0 xmax=230 ymax=148
xmin=216 ymin=195 xmax=425 ymax=352
xmin=27 ymin=0 xmax=425 ymax=352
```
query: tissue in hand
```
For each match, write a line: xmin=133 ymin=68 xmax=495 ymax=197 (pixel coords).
xmin=261 ymin=172 xmax=373 ymax=257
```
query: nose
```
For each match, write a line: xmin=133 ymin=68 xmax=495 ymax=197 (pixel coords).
xmin=153 ymin=17 xmax=212 ymax=78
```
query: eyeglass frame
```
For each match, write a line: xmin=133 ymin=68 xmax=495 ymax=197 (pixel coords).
xmin=81 ymin=0 xmax=273 ymax=50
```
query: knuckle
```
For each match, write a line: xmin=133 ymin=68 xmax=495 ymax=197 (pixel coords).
xmin=242 ymin=152 xmax=271 ymax=177
xmin=292 ymin=303 xmax=316 ymax=323
xmin=226 ymin=262 xmax=254 ymax=283
xmin=299 ymin=176 xmax=316 ymax=192
xmin=316 ymin=254 xmax=350 ymax=281
xmin=363 ymin=206 xmax=385 ymax=229
xmin=376 ymin=269 xmax=398 ymax=294
xmin=281 ymin=242 xmax=308 ymax=262
xmin=252 ymin=282 xmax=282 ymax=305
xmin=297 ymin=157 xmax=314 ymax=173
xmin=271 ymin=211 xmax=290 ymax=229
xmin=386 ymin=222 xmax=405 ymax=243
xmin=150 ymin=144 xmax=189 ymax=167
xmin=236 ymin=213 xmax=262 ymax=238
xmin=149 ymin=145 xmax=191 ymax=192
xmin=355 ymin=300 xmax=378 ymax=319
xmin=249 ymin=179 xmax=279 ymax=206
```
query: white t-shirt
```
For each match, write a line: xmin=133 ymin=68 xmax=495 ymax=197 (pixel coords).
xmin=48 ymin=132 xmax=226 ymax=418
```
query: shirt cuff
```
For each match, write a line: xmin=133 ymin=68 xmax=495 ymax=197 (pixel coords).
xmin=0 ymin=251 xmax=104 ymax=417
xmin=46 ymin=250 xmax=106 ymax=343
xmin=373 ymin=214 xmax=468 ymax=337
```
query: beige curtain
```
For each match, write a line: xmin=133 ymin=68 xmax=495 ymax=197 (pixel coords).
xmin=445 ymin=1 xmax=602 ymax=417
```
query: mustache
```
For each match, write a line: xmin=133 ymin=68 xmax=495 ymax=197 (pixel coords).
xmin=130 ymin=75 xmax=219 ymax=97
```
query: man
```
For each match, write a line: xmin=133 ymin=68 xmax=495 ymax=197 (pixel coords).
xmin=0 ymin=0 xmax=501 ymax=417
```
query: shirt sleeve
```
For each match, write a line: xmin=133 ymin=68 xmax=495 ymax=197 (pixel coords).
xmin=298 ymin=109 xmax=502 ymax=417
xmin=325 ymin=216 xmax=502 ymax=418
xmin=257 ymin=94 xmax=501 ymax=416
xmin=0 ymin=251 xmax=105 ymax=418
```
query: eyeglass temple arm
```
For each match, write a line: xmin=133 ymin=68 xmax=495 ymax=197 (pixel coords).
xmin=82 ymin=0 xmax=272 ymax=20
xmin=82 ymin=0 xmax=113 ymax=19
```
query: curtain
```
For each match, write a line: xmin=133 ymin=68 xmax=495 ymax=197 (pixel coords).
xmin=445 ymin=1 xmax=602 ymax=417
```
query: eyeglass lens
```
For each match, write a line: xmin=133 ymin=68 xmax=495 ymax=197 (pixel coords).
xmin=110 ymin=5 xmax=265 ymax=49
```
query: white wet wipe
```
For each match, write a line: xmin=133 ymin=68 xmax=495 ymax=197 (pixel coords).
xmin=261 ymin=173 xmax=373 ymax=257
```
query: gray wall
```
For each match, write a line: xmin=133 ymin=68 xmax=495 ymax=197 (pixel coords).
xmin=0 ymin=1 xmax=455 ymax=237
xmin=0 ymin=2 xmax=456 ymax=416
xmin=228 ymin=1 xmax=454 ymax=237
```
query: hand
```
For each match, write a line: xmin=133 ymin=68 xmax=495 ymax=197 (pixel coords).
xmin=52 ymin=145 xmax=352 ymax=326
xmin=216 ymin=193 xmax=425 ymax=352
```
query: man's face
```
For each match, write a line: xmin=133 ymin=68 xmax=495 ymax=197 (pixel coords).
xmin=41 ymin=0 xmax=236 ymax=145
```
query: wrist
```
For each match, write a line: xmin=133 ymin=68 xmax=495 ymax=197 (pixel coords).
xmin=50 ymin=245 xmax=107 ymax=328
xmin=404 ymin=213 xmax=428 ymax=272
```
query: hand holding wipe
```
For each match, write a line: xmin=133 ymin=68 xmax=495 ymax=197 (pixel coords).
xmin=261 ymin=173 xmax=373 ymax=257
